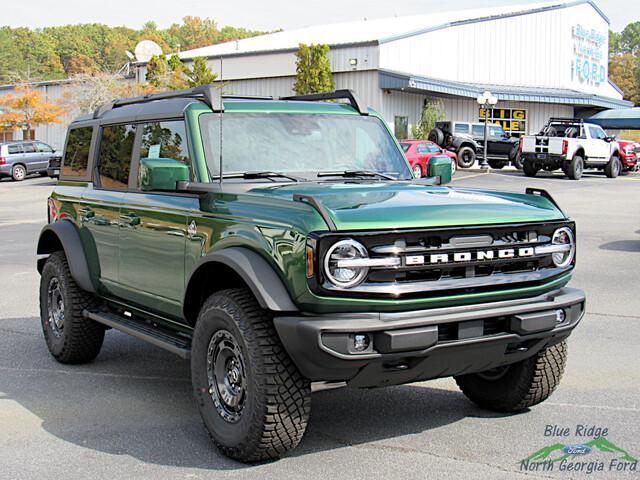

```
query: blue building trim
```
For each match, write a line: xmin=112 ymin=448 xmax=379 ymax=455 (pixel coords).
xmin=379 ymin=70 xmax=632 ymax=110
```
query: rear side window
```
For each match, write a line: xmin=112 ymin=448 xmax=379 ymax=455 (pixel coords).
xmin=454 ymin=123 xmax=470 ymax=134
xmin=23 ymin=143 xmax=36 ymax=153
xmin=472 ymin=125 xmax=484 ymax=136
xmin=97 ymin=124 xmax=136 ymax=190
xmin=8 ymin=144 xmax=23 ymax=154
xmin=62 ymin=127 xmax=93 ymax=177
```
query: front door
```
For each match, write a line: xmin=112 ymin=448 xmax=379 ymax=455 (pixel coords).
xmin=117 ymin=119 xmax=197 ymax=320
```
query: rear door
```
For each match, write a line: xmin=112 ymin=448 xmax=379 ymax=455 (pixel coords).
xmin=80 ymin=123 xmax=136 ymax=291
xmin=21 ymin=142 xmax=41 ymax=172
xmin=117 ymin=119 xmax=197 ymax=320
xmin=6 ymin=143 xmax=24 ymax=168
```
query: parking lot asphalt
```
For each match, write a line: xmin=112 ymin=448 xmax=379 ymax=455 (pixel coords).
xmin=0 ymin=171 xmax=638 ymax=480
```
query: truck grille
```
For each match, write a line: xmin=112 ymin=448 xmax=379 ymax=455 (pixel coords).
xmin=310 ymin=221 xmax=573 ymax=300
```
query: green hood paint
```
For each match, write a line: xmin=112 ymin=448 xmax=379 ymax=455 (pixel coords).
xmin=245 ymin=182 xmax=565 ymax=231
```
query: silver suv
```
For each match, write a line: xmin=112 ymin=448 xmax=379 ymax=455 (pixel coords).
xmin=0 ymin=141 xmax=56 ymax=181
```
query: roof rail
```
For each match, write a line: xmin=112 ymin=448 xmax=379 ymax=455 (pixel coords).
xmin=280 ymin=89 xmax=369 ymax=115
xmin=93 ymin=84 xmax=224 ymax=119
xmin=548 ymin=117 xmax=584 ymax=123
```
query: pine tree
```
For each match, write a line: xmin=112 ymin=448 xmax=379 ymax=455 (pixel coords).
xmin=293 ymin=43 xmax=334 ymax=95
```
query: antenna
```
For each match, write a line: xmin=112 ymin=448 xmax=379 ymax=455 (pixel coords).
xmin=219 ymin=57 xmax=223 ymax=186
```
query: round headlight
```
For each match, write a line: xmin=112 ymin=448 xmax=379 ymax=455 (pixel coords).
xmin=324 ymin=239 xmax=369 ymax=288
xmin=551 ymin=227 xmax=575 ymax=268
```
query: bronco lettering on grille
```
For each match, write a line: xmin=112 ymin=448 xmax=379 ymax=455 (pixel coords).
xmin=405 ymin=247 xmax=535 ymax=266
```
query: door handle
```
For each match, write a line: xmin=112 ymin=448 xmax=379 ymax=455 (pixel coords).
xmin=119 ymin=213 xmax=140 ymax=226
xmin=79 ymin=207 xmax=95 ymax=219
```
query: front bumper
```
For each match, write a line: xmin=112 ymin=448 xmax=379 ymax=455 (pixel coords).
xmin=274 ymin=287 xmax=585 ymax=388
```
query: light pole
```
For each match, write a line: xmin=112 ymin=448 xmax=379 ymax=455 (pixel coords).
xmin=477 ymin=91 xmax=498 ymax=170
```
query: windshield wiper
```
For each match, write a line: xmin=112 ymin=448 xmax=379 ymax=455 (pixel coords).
xmin=212 ymin=171 xmax=304 ymax=182
xmin=316 ymin=170 xmax=396 ymax=181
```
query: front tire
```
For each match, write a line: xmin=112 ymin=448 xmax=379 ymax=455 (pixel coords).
xmin=412 ymin=163 xmax=423 ymax=178
xmin=191 ymin=288 xmax=311 ymax=462
xmin=39 ymin=251 xmax=104 ymax=364
xmin=604 ymin=155 xmax=621 ymax=178
xmin=455 ymin=340 xmax=567 ymax=412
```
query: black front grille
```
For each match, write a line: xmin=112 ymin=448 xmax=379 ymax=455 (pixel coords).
xmin=309 ymin=221 xmax=574 ymax=300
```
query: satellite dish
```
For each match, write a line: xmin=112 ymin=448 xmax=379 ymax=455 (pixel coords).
xmin=134 ymin=40 xmax=163 ymax=62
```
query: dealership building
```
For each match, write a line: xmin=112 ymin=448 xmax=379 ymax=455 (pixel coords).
xmin=2 ymin=0 xmax=632 ymax=149
xmin=133 ymin=0 xmax=631 ymax=139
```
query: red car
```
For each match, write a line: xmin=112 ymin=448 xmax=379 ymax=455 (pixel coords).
xmin=400 ymin=140 xmax=457 ymax=177
xmin=617 ymin=139 xmax=639 ymax=172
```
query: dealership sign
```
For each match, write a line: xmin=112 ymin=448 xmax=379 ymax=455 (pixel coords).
xmin=479 ymin=108 xmax=527 ymax=135
xmin=571 ymin=24 xmax=606 ymax=86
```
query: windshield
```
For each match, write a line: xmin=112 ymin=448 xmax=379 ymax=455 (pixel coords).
xmin=200 ymin=113 xmax=412 ymax=180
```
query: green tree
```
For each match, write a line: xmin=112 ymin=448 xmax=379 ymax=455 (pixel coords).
xmin=411 ymin=99 xmax=446 ymax=139
xmin=609 ymin=30 xmax=621 ymax=55
xmin=293 ymin=43 xmax=334 ymax=95
xmin=185 ymin=57 xmax=217 ymax=87
xmin=620 ymin=21 xmax=640 ymax=54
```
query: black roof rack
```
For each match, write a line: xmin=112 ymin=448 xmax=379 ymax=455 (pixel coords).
xmin=548 ymin=117 xmax=584 ymax=123
xmin=92 ymin=87 xmax=368 ymax=119
xmin=280 ymin=89 xmax=369 ymax=115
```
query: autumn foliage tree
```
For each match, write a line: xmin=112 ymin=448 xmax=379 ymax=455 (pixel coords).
xmin=0 ymin=85 xmax=65 ymax=139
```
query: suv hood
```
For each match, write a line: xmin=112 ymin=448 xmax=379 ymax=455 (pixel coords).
xmin=250 ymin=182 xmax=565 ymax=230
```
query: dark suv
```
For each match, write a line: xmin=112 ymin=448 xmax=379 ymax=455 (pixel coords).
xmin=429 ymin=121 xmax=520 ymax=168
xmin=36 ymin=87 xmax=585 ymax=462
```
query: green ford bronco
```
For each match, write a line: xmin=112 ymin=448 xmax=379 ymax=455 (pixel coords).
xmin=37 ymin=87 xmax=585 ymax=462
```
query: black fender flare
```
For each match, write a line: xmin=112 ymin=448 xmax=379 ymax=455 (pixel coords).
xmin=36 ymin=220 xmax=96 ymax=293
xmin=183 ymin=247 xmax=298 ymax=320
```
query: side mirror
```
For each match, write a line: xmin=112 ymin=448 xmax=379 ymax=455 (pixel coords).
xmin=427 ymin=156 xmax=452 ymax=185
xmin=139 ymin=158 xmax=190 ymax=191
xmin=604 ymin=136 xmax=615 ymax=143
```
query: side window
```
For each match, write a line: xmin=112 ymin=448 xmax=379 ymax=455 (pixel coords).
xmin=416 ymin=143 xmax=428 ymax=154
xmin=62 ymin=127 xmax=93 ymax=177
xmin=472 ymin=125 xmax=485 ymax=136
xmin=97 ymin=124 xmax=136 ymax=190
xmin=36 ymin=142 xmax=53 ymax=152
xmin=7 ymin=144 xmax=23 ymax=154
xmin=588 ymin=126 xmax=606 ymax=140
xmin=427 ymin=143 xmax=440 ymax=153
xmin=138 ymin=120 xmax=192 ymax=181
xmin=454 ymin=123 xmax=470 ymax=134
xmin=22 ymin=143 xmax=36 ymax=153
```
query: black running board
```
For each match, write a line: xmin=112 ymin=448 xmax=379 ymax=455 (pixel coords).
xmin=83 ymin=310 xmax=191 ymax=359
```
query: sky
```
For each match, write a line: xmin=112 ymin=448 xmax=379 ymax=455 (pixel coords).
xmin=4 ymin=0 xmax=638 ymax=32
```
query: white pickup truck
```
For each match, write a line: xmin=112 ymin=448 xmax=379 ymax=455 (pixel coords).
xmin=520 ymin=118 xmax=621 ymax=180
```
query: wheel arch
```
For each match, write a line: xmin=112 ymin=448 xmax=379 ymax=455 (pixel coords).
xmin=36 ymin=220 xmax=96 ymax=293
xmin=183 ymin=247 xmax=298 ymax=326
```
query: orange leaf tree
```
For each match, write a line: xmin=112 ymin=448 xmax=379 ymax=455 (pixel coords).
xmin=0 ymin=85 xmax=66 ymax=139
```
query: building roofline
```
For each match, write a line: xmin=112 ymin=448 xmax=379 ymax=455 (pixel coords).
xmin=379 ymin=0 xmax=608 ymax=44
xmin=379 ymin=69 xmax=632 ymax=109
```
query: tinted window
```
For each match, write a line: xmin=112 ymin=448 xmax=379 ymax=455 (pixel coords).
xmin=36 ymin=142 xmax=53 ymax=152
xmin=62 ymin=127 xmax=93 ymax=177
xmin=454 ymin=123 xmax=470 ymax=134
xmin=7 ymin=144 xmax=23 ymax=154
xmin=97 ymin=124 xmax=135 ymax=190
xmin=472 ymin=125 xmax=485 ymax=136
xmin=139 ymin=120 xmax=192 ymax=182
xmin=22 ymin=142 xmax=36 ymax=153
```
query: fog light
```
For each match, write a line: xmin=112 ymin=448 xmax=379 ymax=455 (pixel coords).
xmin=352 ymin=334 xmax=370 ymax=352
xmin=556 ymin=309 xmax=566 ymax=324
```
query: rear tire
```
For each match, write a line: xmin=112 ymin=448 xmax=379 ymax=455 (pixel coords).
xmin=567 ymin=155 xmax=584 ymax=180
xmin=488 ymin=160 xmax=505 ymax=169
xmin=412 ymin=163 xmax=423 ymax=178
xmin=522 ymin=162 xmax=538 ymax=177
xmin=604 ymin=155 xmax=620 ymax=178
xmin=191 ymin=288 xmax=311 ymax=462
xmin=11 ymin=164 xmax=26 ymax=181
xmin=512 ymin=152 xmax=523 ymax=170
xmin=455 ymin=340 xmax=567 ymax=412
xmin=39 ymin=252 xmax=104 ymax=364
xmin=457 ymin=146 xmax=476 ymax=168
xmin=428 ymin=128 xmax=444 ymax=146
